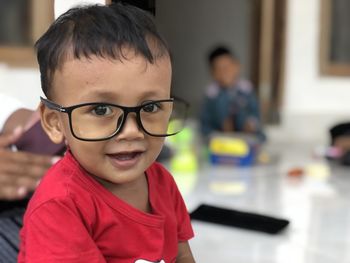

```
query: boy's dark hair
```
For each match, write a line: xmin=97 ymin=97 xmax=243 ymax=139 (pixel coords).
xmin=208 ymin=46 xmax=237 ymax=67
xmin=35 ymin=3 xmax=170 ymax=98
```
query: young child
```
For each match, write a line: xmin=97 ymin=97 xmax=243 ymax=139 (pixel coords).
xmin=18 ymin=3 xmax=195 ymax=263
xmin=199 ymin=46 xmax=266 ymax=142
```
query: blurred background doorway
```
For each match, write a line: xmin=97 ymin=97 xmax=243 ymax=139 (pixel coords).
xmin=113 ymin=0 xmax=287 ymax=125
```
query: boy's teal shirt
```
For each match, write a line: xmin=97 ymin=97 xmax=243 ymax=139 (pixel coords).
xmin=199 ymin=79 xmax=266 ymax=142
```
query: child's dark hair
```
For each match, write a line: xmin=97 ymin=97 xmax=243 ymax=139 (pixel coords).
xmin=208 ymin=46 xmax=237 ymax=67
xmin=35 ymin=3 xmax=170 ymax=98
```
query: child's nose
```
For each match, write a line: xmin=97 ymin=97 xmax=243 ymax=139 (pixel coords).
xmin=115 ymin=113 xmax=144 ymax=140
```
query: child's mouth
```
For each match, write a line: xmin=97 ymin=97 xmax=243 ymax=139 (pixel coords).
xmin=107 ymin=151 xmax=144 ymax=169
xmin=114 ymin=152 xmax=141 ymax=161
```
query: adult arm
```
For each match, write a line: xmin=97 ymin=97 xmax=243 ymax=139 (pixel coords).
xmin=0 ymin=130 xmax=55 ymax=199
xmin=1 ymin=108 xmax=35 ymax=134
xmin=0 ymin=108 xmax=57 ymax=200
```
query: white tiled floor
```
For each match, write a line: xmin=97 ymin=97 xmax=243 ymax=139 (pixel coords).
xmin=171 ymin=141 xmax=350 ymax=263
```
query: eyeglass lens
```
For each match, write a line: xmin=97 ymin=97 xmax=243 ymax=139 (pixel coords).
xmin=69 ymin=100 xmax=187 ymax=140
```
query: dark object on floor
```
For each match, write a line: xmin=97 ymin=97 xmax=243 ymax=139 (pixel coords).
xmin=329 ymin=122 xmax=350 ymax=166
xmin=329 ymin=122 xmax=350 ymax=145
xmin=340 ymin=150 xmax=350 ymax=166
xmin=190 ymin=204 xmax=290 ymax=234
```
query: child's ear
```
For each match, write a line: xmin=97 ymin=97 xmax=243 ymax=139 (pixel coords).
xmin=40 ymin=102 xmax=65 ymax=144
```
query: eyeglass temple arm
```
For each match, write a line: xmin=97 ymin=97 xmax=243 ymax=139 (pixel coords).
xmin=171 ymin=96 xmax=190 ymax=107
xmin=40 ymin=97 xmax=66 ymax=112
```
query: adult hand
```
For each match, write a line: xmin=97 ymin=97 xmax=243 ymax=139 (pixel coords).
xmin=0 ymin=128 xmax=57 ymax=200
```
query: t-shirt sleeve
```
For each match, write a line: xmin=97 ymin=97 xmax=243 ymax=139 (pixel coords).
xmin=19 ymin=198 xmax=106 ymax=263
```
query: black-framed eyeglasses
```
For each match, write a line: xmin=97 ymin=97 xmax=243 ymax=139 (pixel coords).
xmin=40 ymin=97 xmax=189 ymax=141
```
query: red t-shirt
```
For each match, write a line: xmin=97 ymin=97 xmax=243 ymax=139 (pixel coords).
xmin=18 ymin=151 xmax=194 ymax=263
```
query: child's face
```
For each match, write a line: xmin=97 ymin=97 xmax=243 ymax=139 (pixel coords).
xmin=211 ymin=54 xmax=240 ymax=88
xmin=44 ymin=51 xmax=171 ymax=188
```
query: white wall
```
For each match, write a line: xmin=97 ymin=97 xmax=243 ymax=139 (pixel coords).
xmin=2 ymin=0 xmax=350 ymax=142
xmin=281 ymin=0 xmax=350 ymax=142
xmin=156 ymin=0 xmax=253 ymax=116
xmin=55 ymin=0 xmax=105 ymax=18
xmin=0 ymin=65 xmax=41 ymax=109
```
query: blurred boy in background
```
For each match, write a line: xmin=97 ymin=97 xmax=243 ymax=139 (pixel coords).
xmin=199 ymin=46 xmax=266 ymax=142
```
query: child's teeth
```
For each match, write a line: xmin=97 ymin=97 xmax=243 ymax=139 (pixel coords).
xmin=116 ymin=153 xmax=137 ymax=160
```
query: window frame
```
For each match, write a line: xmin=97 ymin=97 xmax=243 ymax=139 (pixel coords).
xmin=319 ymin=0 xmax=350 ymax=76
xmin=0 ymin=0 xmax=54 ymax=67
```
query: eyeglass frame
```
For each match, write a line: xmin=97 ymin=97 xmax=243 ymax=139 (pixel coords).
xmin=40 ymin=96 xmax=189 ymax=142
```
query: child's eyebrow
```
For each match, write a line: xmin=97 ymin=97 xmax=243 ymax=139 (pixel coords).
xmin=79 ymin=90 xmax=169 ymax=103
xmin=137 ymin=90 xmax=169 ymax=99
xmin=79 ymin=91 xmax=118 ymax=102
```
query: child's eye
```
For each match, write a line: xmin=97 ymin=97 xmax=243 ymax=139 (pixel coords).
xmin=142 ymin=102 xmax=161 ymax=113
xmin=91 ymin=105 xmax=113 ymax=116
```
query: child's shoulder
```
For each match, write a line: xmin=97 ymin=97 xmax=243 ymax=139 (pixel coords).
xmin=147 ymin=162 xmax=186 ymax=208
xmin=236 ymin=79 xmax=254 ymax=94
xmin=205 ymin=83 xmax=220 ymax=98
xmin=34 ymin=158 xmax=74 ymax=197
xmin=25 ymin=153 xmax=92 ymax=217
